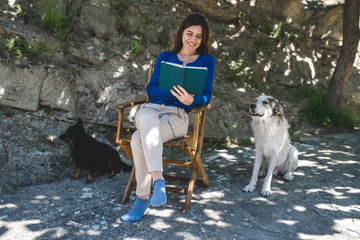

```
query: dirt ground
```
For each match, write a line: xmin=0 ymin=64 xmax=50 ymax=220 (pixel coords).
xmin=0 ymin=132 xmax=359 ymax=240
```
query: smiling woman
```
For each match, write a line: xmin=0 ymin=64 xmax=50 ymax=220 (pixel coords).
xmin=120 ymin=13 xmax=216 ymax=222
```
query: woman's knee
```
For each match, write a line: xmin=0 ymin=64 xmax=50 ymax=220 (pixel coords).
xmin=130 ymin=130 xmax=141 ymax=148
xmin=135 ymin=107 xmax=159 ymax=128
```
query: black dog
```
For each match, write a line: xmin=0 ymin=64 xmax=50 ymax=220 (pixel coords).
xmin=59 ymin=119 xmax=131 ymax=183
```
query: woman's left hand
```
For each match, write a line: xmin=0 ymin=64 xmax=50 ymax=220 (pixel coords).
xmin=170 ymin=85 xmax=194 ymax=106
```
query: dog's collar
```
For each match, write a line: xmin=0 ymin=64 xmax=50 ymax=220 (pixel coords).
xmin=251 ymin=113 xmax=264 ymax=117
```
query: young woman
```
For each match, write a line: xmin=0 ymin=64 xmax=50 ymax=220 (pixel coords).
xmin=121 ymin=13 xmax=215 ymax=222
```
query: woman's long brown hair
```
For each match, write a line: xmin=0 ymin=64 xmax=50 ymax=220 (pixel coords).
xmin=172 ymin=13 xmax=210 ymax=55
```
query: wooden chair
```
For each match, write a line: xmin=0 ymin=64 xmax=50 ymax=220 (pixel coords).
xmin=115 ymin=66 xmax=210 ymax=213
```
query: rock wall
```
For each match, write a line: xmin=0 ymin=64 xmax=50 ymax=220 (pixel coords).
xmin=0 ymin=0 xmax=359 ymax=191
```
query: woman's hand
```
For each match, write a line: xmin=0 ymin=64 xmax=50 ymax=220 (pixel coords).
xmin=170 ymin=85 xmax=194 ymax=106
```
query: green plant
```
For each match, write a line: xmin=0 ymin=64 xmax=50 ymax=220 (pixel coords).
xmin=156 ymin=32 xmax=169 ymax=46
xmin=167 ymin=148 xmax=182 ymax=160
xmin=0 ymin=106 xmax=15 ymax=117
xmin=223 ymin=121 xmax=230 ymax=129
xmin=271 ymin=22 xmax=282 ymax=42
xmin=3 ymin=183 xmax=19 ymax=194
xmin=109 ymin=0 xmax=131 ymax=34
xmin=0 ymin=35 xmax=61 ymax=59
xmin=36 ymin=0 xmax=73 ymax=40
xmin=131 ymin=40 xmax=141 ymax=56
xmin=241 ymin=138 xmax=253 ymax=146
xmin=37 ymin=146 xmax=47 ymax=152
xmin=285 ymin=31 xmax=299 ymax=42
xmin=301 ymin=89 xmax=359 ymax=129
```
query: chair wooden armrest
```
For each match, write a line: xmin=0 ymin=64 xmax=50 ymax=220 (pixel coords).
xmin=116 ymin=100 xmax=147 ymax=109
xmin=116 ymin=99 xmax=146 ymax=145
xmin=190 ymin=104 xmax=211 ymax=113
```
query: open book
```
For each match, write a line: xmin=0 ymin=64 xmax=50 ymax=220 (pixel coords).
xmin=159 ymin=61 xmax=208 ymax=95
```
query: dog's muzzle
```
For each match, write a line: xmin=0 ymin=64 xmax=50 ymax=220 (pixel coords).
xmin=249 ymin=104 xmax=263 ymax=117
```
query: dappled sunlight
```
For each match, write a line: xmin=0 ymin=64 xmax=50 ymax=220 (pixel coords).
xmin=128 ymin=105 xmax=139 ymax=121
xmin=175 ymin=217 xmax=197 ymax=224
xmin=0 ymin=133 xmax=359 ymax=239
xmin=0 ymin=203 xmax=17 ymax=210
xmin=148 ymin=209 xmax=175 ymax=219
xmin=204 ymin=209 xmax=223 ymax=220
xmin=315 ymin=203 xmax=359 ymax=213
xmin=113 ymin=66 xmax=125 ymax=78
xmin=0 ymin=219 xmax=58 ymax=239
xmin=150 ymin=218 xmax=172 ymax=231
xmin=56 ymin=90 xmax=70 ymax=106
xmin=293 ymin=205 xmax=307 ymax=212
xmin=0 ymin=86 xmax=5 ymax=96
xmin=250 ymin=197 xmax=276 ymax=205
xmin=175 ymin=231 xmax=202 ymax=239
xmin=277 ymin=219 xmax=298 ymax=226
xmin=146 ymin=127 xmax=160 ymax=147
xmin=318 ymin=149 xmax=356 ymax=157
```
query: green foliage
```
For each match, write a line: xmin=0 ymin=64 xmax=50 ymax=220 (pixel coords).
xmin=0 ymin=35 xmax=60 ymax=58
xmin=271 ymin=21 xmax=282 ymax=42
xmin=36 ymin=146 xmax=47 ymax=152
xmin=3 ymin=183 xmax=19 ymax=194
xmin=227 ymin=58 xmax=259 ymax=88
xmin=301 ymin=89 xmax=358 ymax=129
xmin=156 ymin=32 xmax=169 ymax=46
xmin=167 ymin=148 xmax=182 ymax=160
xmin=109 ymin=0 xmax=131 ymax=34
xmin=36 ymin=0 xmax=73 ymax=40
xmin=131 ymin=40 xmax=141 ymax=56
xmin=0 ymin=106 xmax=15 ymax=117
xmin=241 ymin=138 xmax=253 ymax=146
xmin=109 ymin=0 xmax=131 ymax=14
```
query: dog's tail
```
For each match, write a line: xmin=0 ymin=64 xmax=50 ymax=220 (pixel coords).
xmin=111 ymin=152 xmax=132 ymax=172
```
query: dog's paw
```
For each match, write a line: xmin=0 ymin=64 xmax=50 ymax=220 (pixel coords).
xmin=284 ymin=172 xmax=293 ymax=181
xmin=108 ymin=170 xmax=116 ymax=179
xmin=243 ymin=184 xmax=256 ymax=192
xmin=261 ymin=187 xmax=271 ymax=197
xmin=85 ymin=179 xmax=94 ymax=184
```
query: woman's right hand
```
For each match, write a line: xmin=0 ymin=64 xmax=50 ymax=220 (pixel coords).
xmin=170 ymin=85 xmax=194 ymax=106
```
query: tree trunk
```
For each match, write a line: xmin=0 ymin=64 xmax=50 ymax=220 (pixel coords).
xmin=326 ymin=0 xmax=360 ymax=108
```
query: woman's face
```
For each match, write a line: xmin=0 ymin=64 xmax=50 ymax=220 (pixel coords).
xmin=181 ymin=25 xmax=203 ymax=54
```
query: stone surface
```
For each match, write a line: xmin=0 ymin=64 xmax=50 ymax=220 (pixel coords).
xmin=0 ymin=63 xmax=46 ymax=111
xmin=39 ymin=65 xmax=76 ymax=112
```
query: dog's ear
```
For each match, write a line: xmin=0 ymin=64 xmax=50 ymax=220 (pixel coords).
xmin=273 ymin=102 xmax=284 ymax=120
xmin=75 ymin=118 xmax=85 ymax=131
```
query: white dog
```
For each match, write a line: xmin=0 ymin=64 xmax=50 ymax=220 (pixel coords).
xmin=243 ymin=95 xmax=298 ymax=196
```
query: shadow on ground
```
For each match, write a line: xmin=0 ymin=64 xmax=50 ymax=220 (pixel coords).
xmin=0 ymin=133 xmax=359 ymax=240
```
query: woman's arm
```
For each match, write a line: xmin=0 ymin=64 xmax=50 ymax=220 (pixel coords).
xmin=147 ymin=52 xmax=174 ymax=100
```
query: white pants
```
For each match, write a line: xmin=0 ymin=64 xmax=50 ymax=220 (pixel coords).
xmin=131 ymin=103 xmax=189 ymax=196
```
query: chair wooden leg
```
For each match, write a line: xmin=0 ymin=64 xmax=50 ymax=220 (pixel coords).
xmin=194 ymin=154 xmax=210 ymax=187
xmin=183 ymin=167 xmax=198 ymax=214
xmin=122 ymin=166 xmax=136 ymax=203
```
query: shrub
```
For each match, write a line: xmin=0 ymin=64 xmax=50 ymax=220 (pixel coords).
xmin=0 ymin=35 xmax=60 ymax=58
xmin=301 ymin=89 xmax=358 ymax=129
xmin=36 ymin=0 xmax=72 ymax=40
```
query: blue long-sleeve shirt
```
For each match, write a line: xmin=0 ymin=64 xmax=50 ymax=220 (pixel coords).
xmin=147 ymin=51 xmax=216 ymax=113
